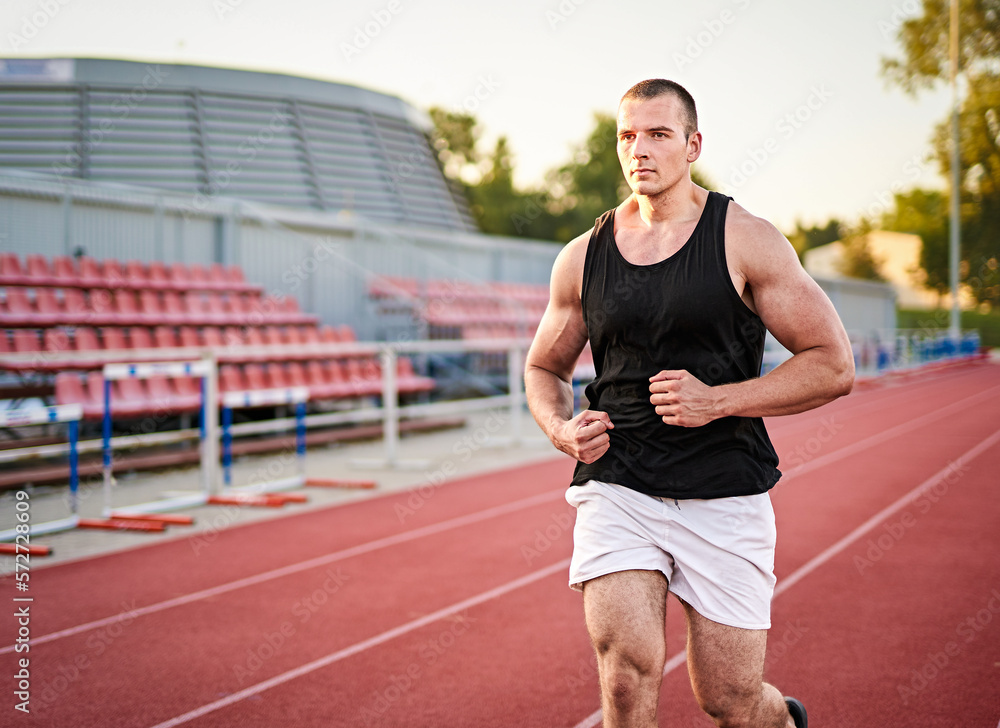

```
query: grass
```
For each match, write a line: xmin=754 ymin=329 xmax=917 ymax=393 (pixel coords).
xmin=897 ymin=308 xmax=1000 ymax=348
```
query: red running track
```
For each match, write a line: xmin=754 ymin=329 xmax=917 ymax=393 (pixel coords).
xmin=2 ymin=359 xmax=999 ymax=727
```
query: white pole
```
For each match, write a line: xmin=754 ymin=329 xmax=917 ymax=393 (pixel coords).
xmin=508 ymin=344 xmax=524 ymax=445
xmin=948 ymin=0 xmax=962 ymax=342
xmin=381 ymin=347 xmax=399 ymax=466
xmin=201 ymin=352 xmax=220 ymax=496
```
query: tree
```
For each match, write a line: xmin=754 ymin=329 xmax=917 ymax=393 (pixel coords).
xmin=837 ymin=235 xmax=887 ymax=281
xmin=882 ymin=0 xmax=1000 ymax=306
xmin=785 ymin=219 xmax=844 ymax=260
xmin=881 ymin=188 xmax=949 ymax=294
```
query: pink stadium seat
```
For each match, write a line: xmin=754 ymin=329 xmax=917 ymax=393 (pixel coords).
xmin=178 ymin=326 xmax=201 ymax=348
xmin=283 ymin=326 xmax=303 ymax=345
xmin=13 ymin=329 xmax=41 ymax=353
xmin=147 ymin=377 xmax=199 ymax=413
xmin=153 ymin=326 xmax=179 ymax=349
xmin=244 ymin=327 xmax=265 ymax=346
xmin=56 ymin=372 xmax=106 ymax=420
xmin=169 ymin=263 xmax=192 ymax=287
xmin=265 ymin=362 xmax=292 ymax=389
xmin=397 ymin=356 xmax=435 ymax=394
xmin=77 ymin=257 xmax=104 ymax=288
xmin=74 ymin=327 xmax=101 ymax=352
xmin=113 ymin=289 xmax=142 ymax=325
xmin=130 ymin=327 xmax=154 ymax=350
xmin=187 ymin=263 xmax=211 ymax=290
xmin=51 ymin=256 xmax=78 ymax=285
xmin=138 ymin=290 xmax=163 ymax=319
xmin=242 ymin=363 xmax=268 ymax=390
xmin=85 ymin=372 xmax=109 ymax=419
xmin=44 ymin=328 xmax=71 ymax=354
xmin=147 ymin=261 xmax=172 ymax=290
xmin=0 ymin=252 xmax=29 ymax=285
xmin=88 ymin=289 xmax=116 ymax=324
xmin=62 ymin=289 xmax=89 ymax=324
xmin=299 ymin=326 xmax=321 ymax=345
xmin=0 ymin=329 xmax=8 ymax=354
xmin=304 ymin=360 xmax=334 ymax=399
xmin=204 ymin=293 xmax=228 ymax=324
xmin=101 ymin=327 xmax=130 ymax=351
xmin=261 ymin=326 xmax=284 ymax=347
xmin=181 ymin=292 xmax=206 ymax=325
xmin=33 ymin=288 xmax=63 ymax=326
xmin=318 ymin=325 xmax=340 ymax=343
xmin=4 ymin=288 xmax=35 ymax=326
xmin=219 ymin=364 xmax=247 ymax=393
xmin=173 ymin=375 xmax=202 ymax=404
xmin=160 ymin=290 xmax=185 ymax=324
xmin=221 ymin=326 xmax=245 ymax=347
xmin=337 ymin=325 xmax=357 ymax=342
xmin=285 ymin=361 xmax=309 ymax=388
xmin=25 ymin=255 xmax=55 ymax=285
xmin=124 ymin=260 xmax=150 ymax=288
xmin=55 ymin=371 xmax=84 ymax=405
xmin=201 ymin=327 xmax=224 ymax=348
xmin=323 ymin=360 xmax=354 ymax=399
xmin=113 ymin=377 xmax=153 ymax=417
xmin=101 ymin=260 xmax=127 ymax=290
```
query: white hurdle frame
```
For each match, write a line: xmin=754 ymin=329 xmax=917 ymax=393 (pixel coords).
xmin=0 ymin=404 xmax=83 ymax=541
xmin=101 ymin=356 xmax=220 ymax=516
xmin=220 ymin=386 xmax=310 ymax=494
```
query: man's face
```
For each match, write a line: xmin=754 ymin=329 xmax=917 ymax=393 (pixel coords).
xmin=616 ymin=94 xmax=701 ymax=197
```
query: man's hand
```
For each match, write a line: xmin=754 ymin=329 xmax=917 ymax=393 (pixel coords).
xmin=551 ymin=410 xmax=614 ymax=464
xmin=649 ymin=370 xmax=722 ymax=427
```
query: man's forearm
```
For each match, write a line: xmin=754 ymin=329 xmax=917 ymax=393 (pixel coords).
xmin=714 ymin=346 xmax=854 ymax=419
xmin=524 ymin=365 xmax=576 ymax=438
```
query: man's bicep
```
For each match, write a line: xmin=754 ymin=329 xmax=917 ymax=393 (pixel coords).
xmin=754 ymin=264 xmax=848 ymax=356
xmin=526 ymin=236 xmax=590 ymax=380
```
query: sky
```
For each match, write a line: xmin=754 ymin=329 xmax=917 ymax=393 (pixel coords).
xmin=0 ymin=0 xmax=954 ymax=233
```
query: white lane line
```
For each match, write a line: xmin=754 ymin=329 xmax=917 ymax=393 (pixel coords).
xmin=148 ymin=558 xmax=572 ymax=728
xmin=0 ymin=488 xmax=565 ymax=655
xmin=570 ymin=426 xmax=1000 ymax=728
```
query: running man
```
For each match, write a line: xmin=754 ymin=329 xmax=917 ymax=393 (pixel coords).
xmin=524 ymin=79 xmax=854 ymax=727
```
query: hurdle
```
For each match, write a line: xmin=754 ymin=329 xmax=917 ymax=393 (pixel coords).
xmin=218 ymin=386 xmax=312 ymax=506
xmin=0 ymin=404 xmax=82 ymax=549
xmin=99 ymin=357 xmax=217 ymax=519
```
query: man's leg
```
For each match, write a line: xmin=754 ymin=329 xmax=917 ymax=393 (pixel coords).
xmin=582 ymin=569 xmax=668 ymax=728
xmin=680 ymin=600 xmax=794 ymax=728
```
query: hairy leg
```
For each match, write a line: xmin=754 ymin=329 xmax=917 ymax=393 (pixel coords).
xmin=681 ymin=599 xmax=793 ymax=728
xmin=582 ymin=570 xmax=668 ymax=728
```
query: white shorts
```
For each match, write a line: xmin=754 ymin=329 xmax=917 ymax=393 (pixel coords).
xmin=565 ymin=480 xmax=777 ymax=630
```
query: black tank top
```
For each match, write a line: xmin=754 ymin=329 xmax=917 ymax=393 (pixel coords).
xmin=571 ymin=191 xmax=781 ymax=499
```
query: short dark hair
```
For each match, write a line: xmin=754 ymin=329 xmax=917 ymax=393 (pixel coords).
xmin=620 ymin=79 xmax=698 ymax=139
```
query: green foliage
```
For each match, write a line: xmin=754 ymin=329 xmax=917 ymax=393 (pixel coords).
xmin=837 ymin=233 xmax=887 ymax=281
xmin=881 ymin=0 xmax=1000 ymax=307
xmin=881 ymin=189 xmax=950 ymax=293
xmin=785 ymin=219 xmax=844 ymax=259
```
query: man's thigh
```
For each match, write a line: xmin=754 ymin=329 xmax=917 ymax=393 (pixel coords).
xmin=583 ymin=569 xmax=669 ymax=667
xmin=681 ymin=598 xmax=768 ymax=711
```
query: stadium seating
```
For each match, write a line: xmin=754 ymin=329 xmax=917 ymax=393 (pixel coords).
xmin=1 ymin=253 xmax=438 ymax=419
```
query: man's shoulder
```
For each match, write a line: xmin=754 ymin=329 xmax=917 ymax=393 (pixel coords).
xmin=724 ymin=198 xmax=787 ymax=250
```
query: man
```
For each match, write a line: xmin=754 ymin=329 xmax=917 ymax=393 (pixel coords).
xmin=524 ymin=79 xmax=854 ymax=728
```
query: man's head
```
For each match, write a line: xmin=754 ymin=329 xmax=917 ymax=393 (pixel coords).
xmin=616 ymin=79 xmax=702 ymax=198
xmin=620 ymin=79 xmax=698 ymax=141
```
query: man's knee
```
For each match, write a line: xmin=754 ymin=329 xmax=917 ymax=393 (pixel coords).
xmin=696 ymin=687 xmax=760 ymax=728
xmin=597 ymin=650 xmax=663 ymax=715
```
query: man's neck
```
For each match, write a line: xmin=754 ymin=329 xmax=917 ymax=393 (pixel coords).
xmin=626 ymin=180 xmax=704 ymax=228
